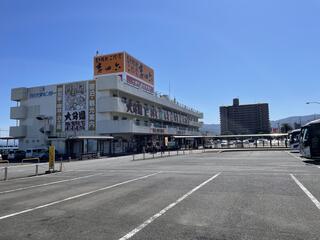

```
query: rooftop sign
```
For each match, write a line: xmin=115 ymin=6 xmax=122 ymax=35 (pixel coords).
xmin=94 ymin=52 xmax=154 ymax=86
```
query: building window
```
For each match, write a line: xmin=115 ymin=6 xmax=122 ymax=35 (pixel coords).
xmin=113 ymin=116 xmax=119 ymax=120
xmin=122 ymin=117 xmax=127 ymax=120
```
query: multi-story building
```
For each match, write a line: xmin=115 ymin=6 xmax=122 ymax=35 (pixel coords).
xmin=9 ymin=52 xmax=203 ymax=156
xmin=220 ymin=98 xmax=270 ymax=135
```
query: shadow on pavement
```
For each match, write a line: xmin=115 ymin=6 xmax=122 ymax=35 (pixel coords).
xmin=303 ymin=160 xmax=320 ymax=166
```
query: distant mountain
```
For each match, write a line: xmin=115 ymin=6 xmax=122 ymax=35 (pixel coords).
xmin=270 ymin=114 xmax=320 ymax=129
xmin=200 ymin=124 xmax=220 ymax=135
xmin=201 ymin=114 xmax=320 ymax=135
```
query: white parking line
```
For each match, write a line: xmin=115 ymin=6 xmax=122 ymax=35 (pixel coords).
xmin=118 ymin=172 xmax=221 ymax=240
xmin=0 ymin=172 xmax=161 ymax=220
xmin=290 ymin=174 xmax=320 ymax=210
xmin=286 ymin=151 xmax=303 ymax=161
xmin=0 ymin=173 xmax=103 ymax=194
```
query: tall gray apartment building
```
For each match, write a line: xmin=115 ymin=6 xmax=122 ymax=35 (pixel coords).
xmin=220 ymin=98 xmax=270 ymax=135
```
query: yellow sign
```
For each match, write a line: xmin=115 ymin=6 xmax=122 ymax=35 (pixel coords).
xmin=94 ymin=52 xmax=124 ymax=76
xmin=49 ymin=145 xmax=55 ymax=170
xmin=93 ymin=52 xmax=154 ymax=86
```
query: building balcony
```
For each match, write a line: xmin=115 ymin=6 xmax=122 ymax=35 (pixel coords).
xmin=96 ymin=120 xmax=201 ymax=136
xmin=96 ymin=120 xmax=150 ymax=134
xmin=11 ymin=88 xmax=28 ymax=101
xmin=96 ymin=75 xmax=203 ymax=118
xmin=189 ymin=121 xmax=203 ymax=128
xmin=97 ymin=96 xmax=126 ymax=113
xmin=10 ymin=106 xmax=27 ymax=119
xmin=9 ymin=126 xmax=27 ymax=138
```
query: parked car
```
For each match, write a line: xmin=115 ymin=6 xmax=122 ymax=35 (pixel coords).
xmin=7 ymin=150 xmax=26 ymax=161
xmin=25 ymin=148 xmax=47 ymax=158
xmin=204 ymin=140 xmax=214 ymax=149
xmin=38 ymin=149 xmax=60 ymax=161
xmin=0 ymin=150 xmax=8 ymax=160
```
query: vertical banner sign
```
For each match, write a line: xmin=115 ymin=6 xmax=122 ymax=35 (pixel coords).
xmin=64 ymin=82 xmax=87 ymax=131
xmin=88 ymin=80 xmax=96 ymax=131
xmin=49 ymin=145 xmax=55 ymax=170
xmin=56 ymin=85 xmax=64 ymax=132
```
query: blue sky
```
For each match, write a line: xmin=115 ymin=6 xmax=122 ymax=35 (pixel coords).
xmin=1 ymin=0 xmax=320 ymax=132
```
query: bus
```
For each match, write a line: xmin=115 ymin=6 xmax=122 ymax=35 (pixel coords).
xmin=300 ymin=119 xmax=320 ymax=158
xmin=288 ymin=129 xmax=301 ymax=151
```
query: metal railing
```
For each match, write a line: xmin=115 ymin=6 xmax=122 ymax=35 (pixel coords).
xmin=21 ymin=157 xmax=40 ymax=164
xmin=0 ymin=161 xmax=63 ymax=181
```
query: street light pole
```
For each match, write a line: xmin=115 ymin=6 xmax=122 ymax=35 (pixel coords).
xmin=306 ymin=102 xmax=320 ymax=120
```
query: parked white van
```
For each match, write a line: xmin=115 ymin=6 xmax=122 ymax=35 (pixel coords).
xmin=25 ymin=148 xmax=47 ymax=158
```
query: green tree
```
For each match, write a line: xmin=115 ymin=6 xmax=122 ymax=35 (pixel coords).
xmin=280 ymin=123 xmax=293 ymax=133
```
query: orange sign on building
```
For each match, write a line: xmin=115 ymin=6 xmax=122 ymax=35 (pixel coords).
xmin=94 ymin=52 xmax=124 ymax=75
xmin=94 ymin=52 xmax=154 ymax=86
xmin=125 ymin=53 xmax=154 ymax=86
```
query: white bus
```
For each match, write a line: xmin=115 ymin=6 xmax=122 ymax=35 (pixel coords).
xmin=288 ymin=129 xmax=301 ymax=151
xmin=300 ymin=119 xmax=320 ymax=158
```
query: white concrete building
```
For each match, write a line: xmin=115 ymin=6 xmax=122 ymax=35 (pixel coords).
xmin=9 ymin=52 xmax=203 ymax=156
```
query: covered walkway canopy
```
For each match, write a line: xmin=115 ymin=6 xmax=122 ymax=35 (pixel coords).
xmin=173 ymin=133 xmax=288 ymax=140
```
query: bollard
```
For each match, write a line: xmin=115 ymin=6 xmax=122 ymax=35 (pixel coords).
xmin=153 ymin=152 xmax=155 ymax=158
xmin=4 ymin=167 xmax=8 ymax=181
xmin=60 ymin=161 xmax=63 ymax=172
xmin=68 ymin=156 xmax=71 ymax=162
xmin=143 ymin=152 xmax=145 ymax=160
xmin=133 ymin=154 xmax=135 ymax=161
xmin=183 ymin=149 xmax=185 ymax=155
xmin=169 ymin=151 xmax=171 ymax=156
xmin=161 ymin=151 xmax=163 ymax=157
xmin=177 ymin=150 xmax=178 ymax=156
xmin=35 ymin=164 xmax=39 ymax=175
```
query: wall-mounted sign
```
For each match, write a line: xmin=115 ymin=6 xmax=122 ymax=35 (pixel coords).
xmin=126 ymin=75 xmax=154 ymax=94
xmin=56 ymin=85 xmax=63 ymax=132
xmin=151 ymin=128 xmax=167 ymax=134
xmin=125 ymin=98 xmax=190 ymax=125
xmin=64 ymin=82 xmax=87 ymax=132
xmin=88 ymin=80 xmax=96 ymax=131
xmin=28 ymin=86 xmax=55 ymax=99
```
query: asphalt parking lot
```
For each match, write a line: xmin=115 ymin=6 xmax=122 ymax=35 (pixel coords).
xmin=0 ymin=151 xmax=319 ymax=240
